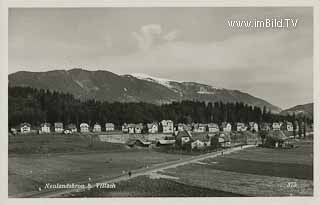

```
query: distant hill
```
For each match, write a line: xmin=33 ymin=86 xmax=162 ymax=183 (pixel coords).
xmin=8 ymin=68 xmax=281 ymax=113
xmin=280 ymin=103 xmax=313 ymax=119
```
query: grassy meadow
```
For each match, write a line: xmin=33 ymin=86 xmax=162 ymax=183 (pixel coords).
xmin=8 ymin=134 xmax=188 ymax=196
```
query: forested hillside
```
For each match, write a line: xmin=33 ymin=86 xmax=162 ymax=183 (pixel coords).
xmin=9 ymin=86 xmax=309 ymax=128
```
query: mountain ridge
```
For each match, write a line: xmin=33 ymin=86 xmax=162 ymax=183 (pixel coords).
xmin=8 ymin=68 xmax=282 ymax=113
xmin=280 ymin=103 xmax=313 ymax=119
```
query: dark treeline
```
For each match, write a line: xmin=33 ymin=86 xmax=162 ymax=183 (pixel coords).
xmin=9 ymin=86 xmax=311 ymax=128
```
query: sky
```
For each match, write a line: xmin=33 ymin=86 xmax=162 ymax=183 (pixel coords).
xmin=9 ymin=7 xmax=313 ymax=109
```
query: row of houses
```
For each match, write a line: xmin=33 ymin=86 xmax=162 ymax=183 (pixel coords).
xmin=260 ymin=121 xmax=303 ymax=132
xmin=14 ymin=120 xmax=306 ymax=135
xmin=15 ymin=122 xmax=115 ymax=134
xmin=122 ymin=121 xmax=250 ymax=134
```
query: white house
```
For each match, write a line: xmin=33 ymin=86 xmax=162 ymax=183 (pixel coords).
xmin=93 ymin=123 xmax=102 ymax=132
xmin=176 ymin=130 xmax=192 ymax=146
xmin=177 ymin=123 xmax=186 ymax=131
xmin=40 ymin=123 xmax=51 ymax=134
xmin=10 ymin=128 xmax=17 ymax=135
xmin=128 ymin=124 xmax=135 ymax=134
xmin=122 ymin=123 xmax=129 ymax=133
xmin=67 ymin=124 xmax=77 ymax=133
xmin=261 ymin=122 xmax=271 ymax=131
xmin=208 ymin=123 xmax=219 ymax=133
xmin=20 ymin=122 xmax=31 ymax=134
xmin=147 ymin=123 xmax=158 ymax=133
xmin=221 ymin=122 xmax=232 ymax=132
xmin=249 ymin=122 xmax=259 ymax=132
xmin=287 ymin=122 xmax=293 ymax=132
xmin=54 ymin=122 xmax=64 ymax=133
xmin=135 ymin=123 xmax=143 ymax=134
xmin=193 ymin=123 xmax=207 ymax=133
xmin=217 ymin=133 xmax=231 ymax=147
xmin=236 ymin=123 xmax=247 ymax=132
xmin=80 ymin=123 xmax=90 ymax=133
xmin=282 ymin=121 xmax=293 ymax=132
xmin=105 ymin=123 xmax=115 ymax=132
xmin=161 ymin=120 xmax=174 ymax=133
xmin=272 ymin=122 xmax=281 ymax=131
xmin=191 ymin=140 xmax=205 ymax=149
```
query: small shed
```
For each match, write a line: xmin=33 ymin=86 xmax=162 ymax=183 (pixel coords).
xmin=156 ymin=139 xmax=176 ymax=147
xmin=126 ymin=139 xmax=151 ymax=148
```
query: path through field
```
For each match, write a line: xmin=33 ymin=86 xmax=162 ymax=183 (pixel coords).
xmin=14 ymin=145 xmax=255 ymax=198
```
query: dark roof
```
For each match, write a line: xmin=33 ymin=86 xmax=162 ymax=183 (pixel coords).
xmin=67 ymin=124 xmax=77 ymax=129
xmin=80 ymin=123 xmax=89 ymax=127
xmin=157 ymin=139 xmax=176 ymax=145
xmin=40 ymin=123 xmax=51 ymax=127
xmin=208 ymin=123 xmax=219 ymax=128
xmin=126 ymin=139 xmax=151 ymax=146
xmin=20 ymin=122 xmax=31 ymax=127
xmin=147 ymin=123 xmax=158 ymax=129
xmin=192 ymin=133 xmax=210 ymax=141
xmin=135 ymin=123 xmax=143 ymax=129
xmin=176 ymin=130 xmax=192 ymax=140
xmin=105 ymin=123 xmax=115 ymax=127
xmin=221 ymin=122 xmax=231 ymax=128
xmin=54 ymin=122 xmax=63 ymax=128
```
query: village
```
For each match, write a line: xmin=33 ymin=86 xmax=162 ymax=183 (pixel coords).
xmin=8 ymin=118 xmax=314 ymax=197
xmin=10 ymin=120 xmax=312 ymax=150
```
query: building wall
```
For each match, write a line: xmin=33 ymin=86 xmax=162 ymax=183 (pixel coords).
xmin=208 ymin=127 xmax=219 ymax=132
xmin=20 ymin=126 xmax=31 ymax=133
xmin=128 ymin=127 xmax=135 ymax=134
xmin=148 ymin=126 xmax=158 ymax=133
xmin=106 ymin=127 xmax=114 ymax=131
xmin=55 ymin=128 xmax=64 ymax=133
xmin=80 ymin=127 xmax=89 ymax=132
xmin=41 ymin=126 xmax=50 ymax=133
xmin=163 ymin=125 xmax=173 ymax=133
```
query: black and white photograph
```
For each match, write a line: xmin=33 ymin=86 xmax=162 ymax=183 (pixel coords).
xmin=6 ymin=5 xmax=316 ymax=199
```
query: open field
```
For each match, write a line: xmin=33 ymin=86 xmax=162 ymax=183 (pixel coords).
xmin=63 ymin=140 xmax=313 ymax=197
xmin=9 ymin=150 xmax=188 ymax=196
xmin=60 ymin=175 xmax=243 ymax=197
xmin=9 ymin=133 xmax=313 ymax=197
xmin=160 ymin=140 xmax=313 ymax=196
xmin=215 ymin=141 xmax=313 ymax=166
xmin=9 ymin=134 xmax=129 ymax=155
xmin=8 ymin=134 xmax=190 ymax=196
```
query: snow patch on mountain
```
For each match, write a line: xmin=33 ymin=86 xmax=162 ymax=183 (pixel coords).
xmin=197 ymin=91 xmax=216 ymax=95
xmin=74 ymin=80 xmax=84 ymax=88
xmin=130 ymin=73 xmax=181 ymax=89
